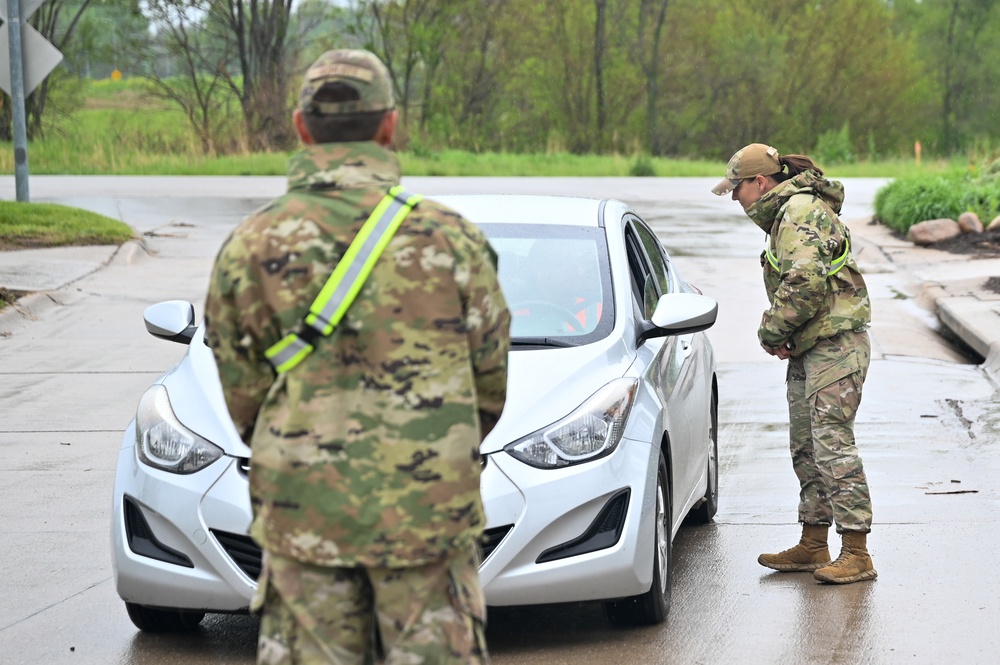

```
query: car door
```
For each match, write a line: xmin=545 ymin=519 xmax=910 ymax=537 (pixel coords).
xmin=625 ymin=217 xmax=707 ymax=512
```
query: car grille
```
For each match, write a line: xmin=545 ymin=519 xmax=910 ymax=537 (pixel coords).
xmin=212 ymin=530 xmax=262 ymax=581
xmin=211 ymin=524 xmax=514 ymax=578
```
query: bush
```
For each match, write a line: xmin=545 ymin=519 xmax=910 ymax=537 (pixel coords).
xmin=874 ymin=167 xmax=1000 ymax=233
xmin=873 ymin=174 xmax=966 ymax=233
xmin=815 ymin=123 xmax=855 ymax=165
xmin=628 ymin=154 xmax=657 ymax=177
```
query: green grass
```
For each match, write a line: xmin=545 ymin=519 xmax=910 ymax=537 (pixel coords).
xmin=0 ymin=80 xmax=966 ymax=177
xmin=0 ymin=201 xmax=136 ymax=250
xmin=400 ymin=150 xmax=727 ymax=177
xmin=0 ymin=287 xmax=14 ymax=310
xmin=1 ymin=131 xmax=963 ymax=177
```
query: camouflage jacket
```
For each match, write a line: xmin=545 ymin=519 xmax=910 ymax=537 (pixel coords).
xmin=746 ymin=171 xmax=871 ymax=356
xmin=204 ymin=142 xmax=511 ymax=568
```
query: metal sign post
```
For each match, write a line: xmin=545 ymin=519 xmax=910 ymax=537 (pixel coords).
xmin=1 ymin=0 xmax=63 ymax=202
xmin=5 ymin=0 xmax=29 ymax=201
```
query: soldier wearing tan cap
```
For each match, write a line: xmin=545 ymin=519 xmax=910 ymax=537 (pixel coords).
xmin=713 ymin=144 xmax=877 ymax=585
xmin=205 ymin=49 xmax=510 ymax=663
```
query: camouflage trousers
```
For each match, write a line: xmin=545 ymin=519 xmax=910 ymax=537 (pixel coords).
xmin=786 ymin=329 xmax=873 ymax=533
xmin=254 ymin=547 xmax=488 ymax=665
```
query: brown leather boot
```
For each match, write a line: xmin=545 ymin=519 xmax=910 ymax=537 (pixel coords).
xmin=814 ymin=531 xmax=878 ymax=584
xmin=758 ymin=524 xmax=832 ymax=572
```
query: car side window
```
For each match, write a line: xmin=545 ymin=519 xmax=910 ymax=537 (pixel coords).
xmin=624 ymin=223 xmax=659 ymax=320
xmin=632 ymin=220 xmax=672 ymax=295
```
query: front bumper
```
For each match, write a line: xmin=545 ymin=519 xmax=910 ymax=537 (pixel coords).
xmin=112 ymin=423 xmax=660 ymax=612
xmin=111 ymin=421 xmax=257 ymax=612
xmin=479 ymin=435 xmax=658 ymax=606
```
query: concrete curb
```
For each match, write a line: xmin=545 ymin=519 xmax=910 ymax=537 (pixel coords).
xmin=936 ymin=297 xmax=999 ymax=360
xmin=0 ymin=240 xmax=150 ymax=333
xmin=983 ymin=343 xmax=1000 ymax=386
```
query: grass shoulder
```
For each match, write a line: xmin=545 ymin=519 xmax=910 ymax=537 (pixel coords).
xmin=0 ymin=201 xmax=135 ymax=250
xmin=0 ymin=80 xmax=969 ymax=178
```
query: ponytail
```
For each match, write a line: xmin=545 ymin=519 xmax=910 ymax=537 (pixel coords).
xmin=780 ymin=154 xmax=823 ymax=177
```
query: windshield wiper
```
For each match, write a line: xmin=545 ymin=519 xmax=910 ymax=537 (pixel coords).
xmin=510 ymin=337 xmax=577 ymax=348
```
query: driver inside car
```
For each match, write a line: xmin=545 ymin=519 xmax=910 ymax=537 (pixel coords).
xmin=511 ymin=240 xmax=603 ymax=334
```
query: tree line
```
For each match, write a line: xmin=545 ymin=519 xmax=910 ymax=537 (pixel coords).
xmin=3 ymin=0 xmax=1000 ymax=162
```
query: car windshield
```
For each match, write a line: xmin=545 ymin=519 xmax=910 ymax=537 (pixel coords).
xmin=479 ymin=224 xmax=614 ymax=347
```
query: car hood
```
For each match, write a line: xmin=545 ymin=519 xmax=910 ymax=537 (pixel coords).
xmin=480 ymin=338 xmax=634 ymax=454
xmin=158 ymin=327 xmax=633 ymax=459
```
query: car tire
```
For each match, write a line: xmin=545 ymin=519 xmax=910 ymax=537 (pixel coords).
xmin=688 ymin=389 xmax=719 ymax=524
xmin=125 ymin=602 xmax=205 ymax=632
xmin=603 ymin=451 xmax=672 ymax=626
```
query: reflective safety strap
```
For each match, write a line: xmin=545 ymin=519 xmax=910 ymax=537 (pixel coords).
xmin=764 ymin=237 xmax=851 ymax=276
xmin=264 ymin=186 xmax=423 ymax=373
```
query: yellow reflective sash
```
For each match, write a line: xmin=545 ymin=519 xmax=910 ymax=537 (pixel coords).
xmin=764 ymin=236 xmax=851 ymax=277
xmin=264 ymin=186 xmax=423 ymax=373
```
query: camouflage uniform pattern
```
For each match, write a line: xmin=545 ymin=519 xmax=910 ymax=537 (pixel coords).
xmin=787 ymin=330 xmax=873 ymax=532
xmin=255 ymin=547 xmax=486 ymax=665
xmin=745 ymin=170 xmax=873 ymax=533
xmin=203 ymin=141 xmax=511 ymax=570
xmin=298 ymin=50 xmax=394 ymax=116
xmin=747 ymin=170 xmax=871 ymax=355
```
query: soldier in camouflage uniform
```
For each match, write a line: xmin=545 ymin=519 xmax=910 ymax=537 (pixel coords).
xmin=204 ymin=49 xmax=511 ymax=663
xmin=712 ymin=144 xmax=876 ymax=585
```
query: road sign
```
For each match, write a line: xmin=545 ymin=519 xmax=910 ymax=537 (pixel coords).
xmin=0 ymin=0 xmax=63 ymax=96
xmin=3 ymin=0 xmax=62 ymax=202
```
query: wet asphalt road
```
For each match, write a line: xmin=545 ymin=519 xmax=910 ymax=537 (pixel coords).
xmin=1 ymin=177 xmax=999 ymax=664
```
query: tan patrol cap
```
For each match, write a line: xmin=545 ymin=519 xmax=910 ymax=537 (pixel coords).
xmin=711 ymin=143 xmax=782 ymax=196
xmin=299 ymin=49 xmax=395 ymax=116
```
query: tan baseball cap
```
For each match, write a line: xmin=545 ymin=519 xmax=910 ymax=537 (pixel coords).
xmin=299 ymin=49 xmax=394 ymax=115
xmin=711 ymin=143 xmax=782 ymax=195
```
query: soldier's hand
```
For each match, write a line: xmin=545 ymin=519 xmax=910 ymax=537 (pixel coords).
xmin=762 ymin=343 xmax=792 ymax=360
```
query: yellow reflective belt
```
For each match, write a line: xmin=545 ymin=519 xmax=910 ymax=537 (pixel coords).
xmin=264 ymin=186 xmax=423 ymax=373
xmin=764 ymin=236 xmax=851 ymax=276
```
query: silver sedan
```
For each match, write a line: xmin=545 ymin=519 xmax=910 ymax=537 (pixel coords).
xmin=110 ymin=194 xmax=719 ymax=631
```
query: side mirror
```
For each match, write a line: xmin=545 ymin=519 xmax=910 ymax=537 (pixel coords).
xmin=144 ymin=300 xmax=197 ymax=345
xmin=637 ymin=292 xmax=718 ymax=344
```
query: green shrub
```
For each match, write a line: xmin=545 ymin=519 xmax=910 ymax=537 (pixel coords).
xmin=628 ymin=154 xmax=657 ymax=177
xmin=874 ymin=169 xmax=1000 ymax=233
xmin=961 ymin=180 xmax=1000 ymax=222
xmin=815 ymin=123 xmax=855 ymax=165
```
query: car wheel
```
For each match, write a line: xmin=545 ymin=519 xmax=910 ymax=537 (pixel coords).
xmin=125 ymin=602 xmax=205 ymax=632
xmin=689 ymin=389 xmax=719 ymax=524
xmin=604 ymin=452 xmax=672 ymax=626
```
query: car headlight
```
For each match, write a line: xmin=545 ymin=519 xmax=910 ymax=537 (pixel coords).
xmin=504 ymin=378 xmax=638 ymax=469
xmin=135 ymin=384 xmax=224 ymax=474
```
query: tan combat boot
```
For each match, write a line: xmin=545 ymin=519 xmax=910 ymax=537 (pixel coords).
xmin=813 ymin=531 xmax=878 ymax=584
xmin=758 ymin=524 xmax=832 ymax=572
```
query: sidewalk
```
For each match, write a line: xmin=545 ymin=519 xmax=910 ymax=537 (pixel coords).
xmin=848 ymin=215 xmax=1000 ymax=380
